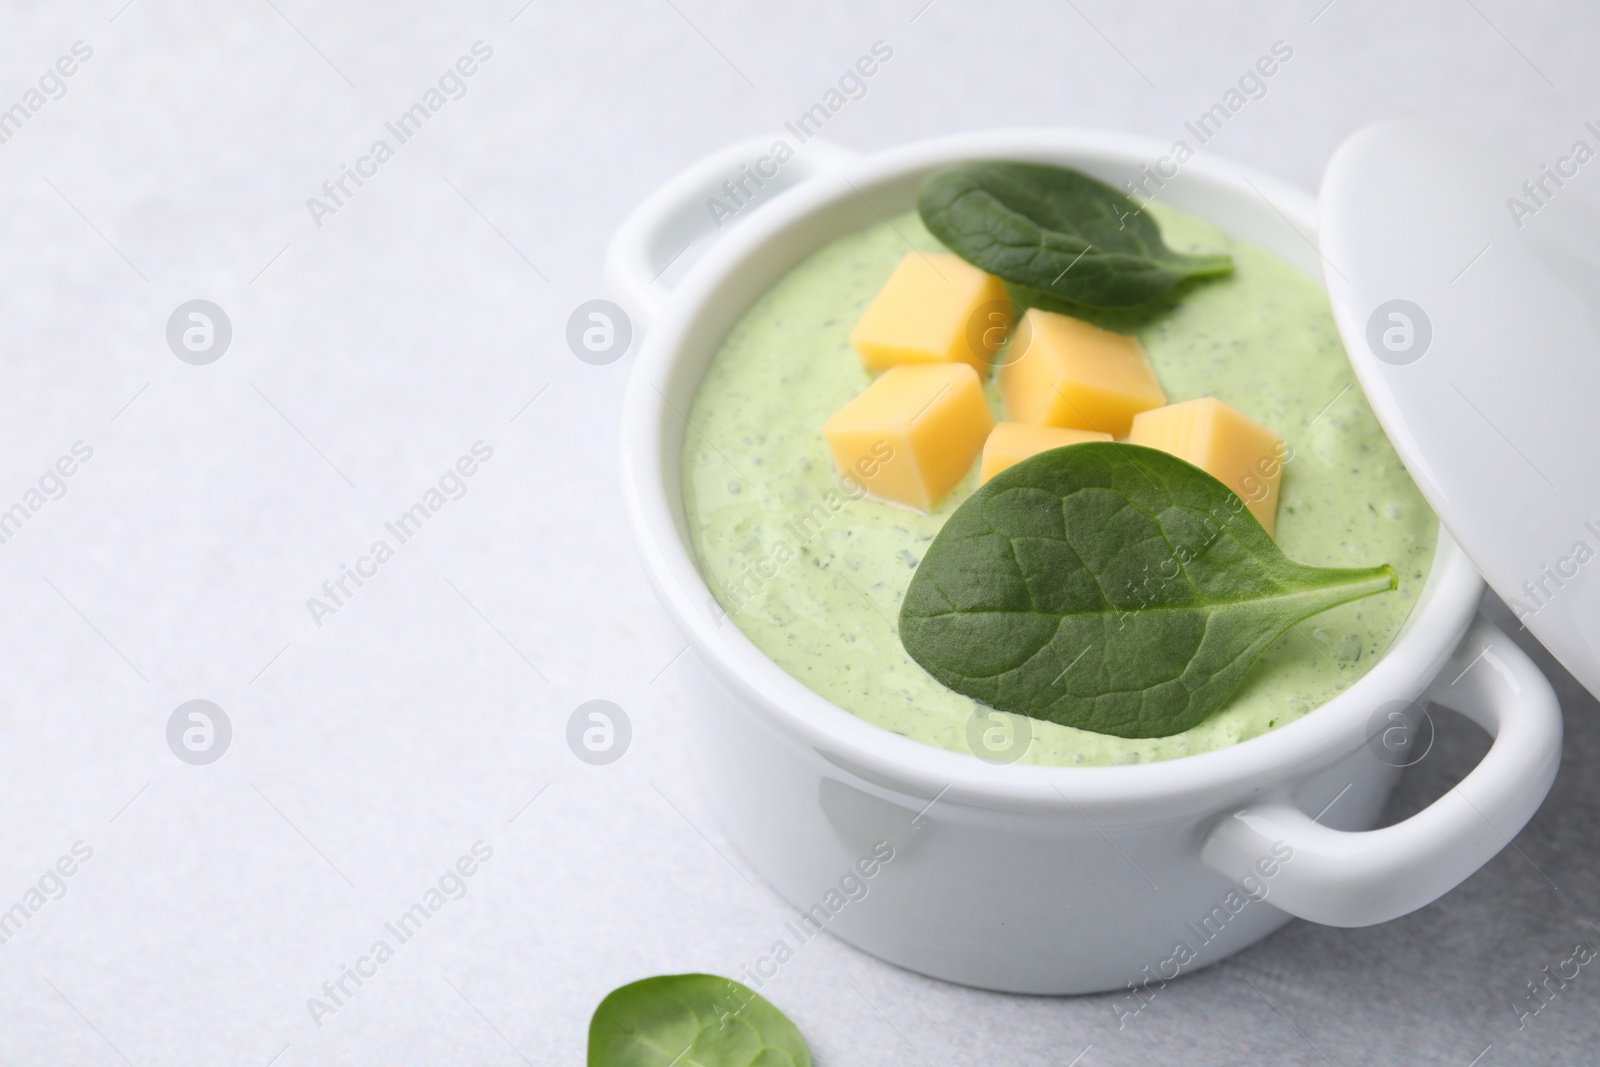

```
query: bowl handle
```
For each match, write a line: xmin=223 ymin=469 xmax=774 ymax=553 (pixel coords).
xmin=604 ymin=134 xmax=856 ymax=327
xmin=1199 ymin=613 xmax=1562 ymax=927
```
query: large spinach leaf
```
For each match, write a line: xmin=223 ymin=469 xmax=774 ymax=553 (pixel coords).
xmin=898 ymin=443 xmax=1395 ymax=739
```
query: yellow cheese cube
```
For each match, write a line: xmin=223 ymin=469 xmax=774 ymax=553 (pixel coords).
xmin=979 ymin=423 xmax=1112 ymax=484
xmin=822 ymin=363 xmax=992 ymax=512
xmin=999 ymin=309 xmax=1165 ymax=436
xmin=849 ymin=252 xmax=1012 ymax=375
xmin=1127 ymin=397 xmax=1286 ymax=535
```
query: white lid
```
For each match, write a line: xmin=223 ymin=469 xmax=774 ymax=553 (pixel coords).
xmin=1321 ymin=119 xmax=1600 ymax=698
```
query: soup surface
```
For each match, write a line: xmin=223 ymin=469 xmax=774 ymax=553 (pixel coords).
xmin=681 ymin=203 xmax=1436 ymax=766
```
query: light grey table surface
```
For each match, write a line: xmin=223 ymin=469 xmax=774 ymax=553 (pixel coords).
xmin=0 ymin=1 xmax=1594 ymax=1064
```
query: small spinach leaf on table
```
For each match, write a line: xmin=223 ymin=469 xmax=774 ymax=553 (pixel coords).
xmin=589 ymin=974 xmax=811 ymax=1067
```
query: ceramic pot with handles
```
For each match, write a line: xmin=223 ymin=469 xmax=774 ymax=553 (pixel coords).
xmin=611 ymin=129 xmax=1563 ymax=994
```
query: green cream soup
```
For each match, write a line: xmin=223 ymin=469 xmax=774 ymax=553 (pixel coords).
xmin=681 ymin=204 xmax=1436 ymax=766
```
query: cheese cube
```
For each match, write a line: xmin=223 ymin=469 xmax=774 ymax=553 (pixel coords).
xmin=979 ymin=423 xmax=1112 ymax=484
xmin=849 ymin=252 xmax=1012 ymax=375
xmin=1127 ymin=397 xmax=1286 ymax=535
xmin=822 ymin=363 xmax=993 ymax=512
xmin=999 ymin=309 xmax=1165 ymax=436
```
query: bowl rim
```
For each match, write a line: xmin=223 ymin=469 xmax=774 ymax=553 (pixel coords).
xmin=619 ymin=127 xmax=1485 ymax=813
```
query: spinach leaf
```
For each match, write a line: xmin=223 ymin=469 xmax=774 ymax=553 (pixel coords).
xmin=917 ymin=162 xmax=1233 ymax=308
xmin=589 ymin=974 xmax=811 ymax=1067
xmin=898 ymin=443 xmax=1396 ymax=739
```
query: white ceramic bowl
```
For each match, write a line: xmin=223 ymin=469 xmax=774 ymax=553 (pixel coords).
xmin=612 ymin=129 xmax=1563 ymax=995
